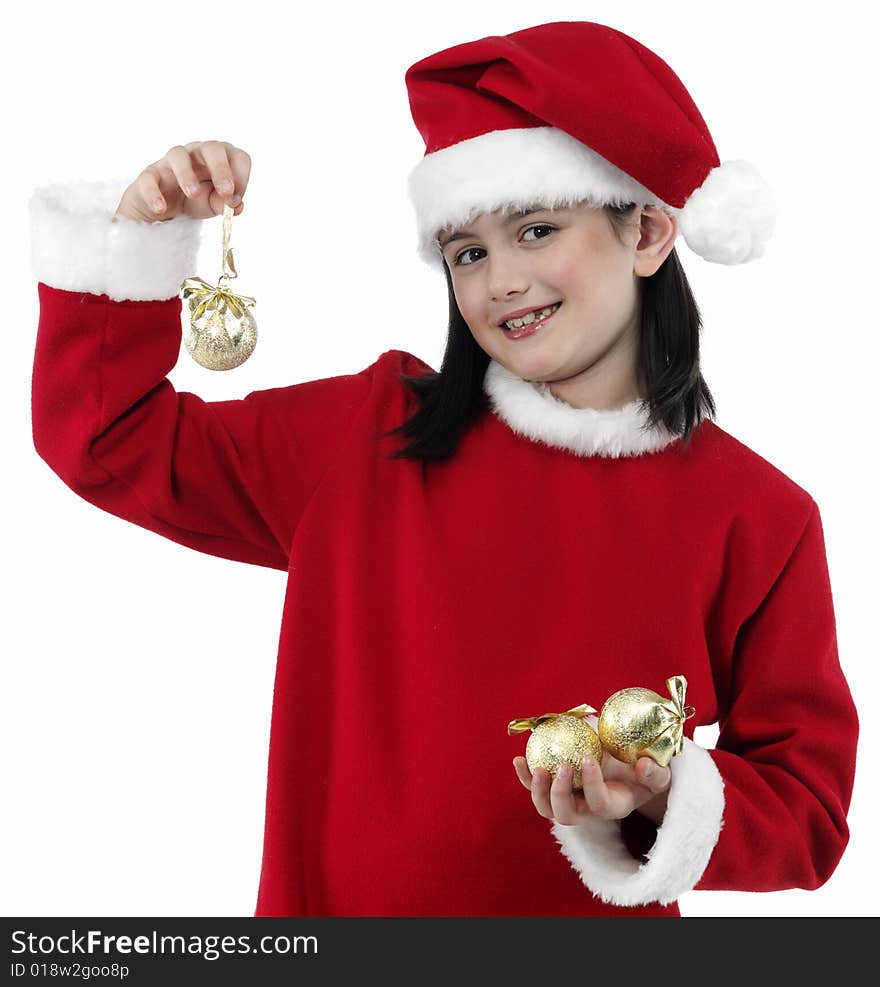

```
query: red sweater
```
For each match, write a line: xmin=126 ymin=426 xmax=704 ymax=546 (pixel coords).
xmin=28 ymin=182 xmax=859 ymax=916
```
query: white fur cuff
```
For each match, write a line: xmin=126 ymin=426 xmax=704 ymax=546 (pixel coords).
xmin=28 ymin=179 xmax=204 ymax=302
xmin=551 ymin=737 xmax=725 ymax=906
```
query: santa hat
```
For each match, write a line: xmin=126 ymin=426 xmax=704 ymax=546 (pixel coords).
xmin=405 ymin=21 xmax=775 ymax=270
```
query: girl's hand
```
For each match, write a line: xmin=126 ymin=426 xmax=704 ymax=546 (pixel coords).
xmin=114 ymin=140 xmax=251 ymax=223
xmin=513 ymin=751 xmax=671 ymax=825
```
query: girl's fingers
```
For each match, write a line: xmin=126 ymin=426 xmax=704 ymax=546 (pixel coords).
xmin=165 ymin=145 xmax=204 ymax=198
xmin=187 ymin=140 xmax=252 ymax=204
xmin=516 ymin=753 xmax=669 ymax=823
xmin=192 ymin=140 xmax=236 ymax=198
xmin=530 ymin=766 xmax=554 ymax=819
xmin=548 ymin=762 xmax=580 ymax=824
xmin=579 ymin=756 xmax=614 ymax=817
xmin=130 ymin=141 xmax=254 ymax=223
xmin=228 ymin=145 xmax=252 ymax=202
xmin=138 ymin=160 xmax=185 ymax=215
xmin=513 ymin=757 xmax=532 ymax=791
xmin=635 ymin=756 xmax=671 ymax=793
xmin=137 ymin=166 xmax=167 ymax=214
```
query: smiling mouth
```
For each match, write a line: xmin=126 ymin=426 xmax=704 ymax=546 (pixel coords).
xmin=500 ymin=302 xmax=561 ymax=338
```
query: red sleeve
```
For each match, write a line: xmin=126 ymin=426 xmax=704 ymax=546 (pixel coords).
xmin=697 ymin=500 xmax=858 ymax=891
xmin=551 ymin=500 xmax=858 ymax=906
xmin=31 ymin=283 xmax=376 ymax=571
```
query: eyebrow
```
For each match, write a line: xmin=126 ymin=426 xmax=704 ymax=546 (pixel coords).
xmin=438 ymin=207 xmax=552 ymax=250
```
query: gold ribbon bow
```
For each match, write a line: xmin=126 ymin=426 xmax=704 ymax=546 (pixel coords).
xmin=179 ymin=204 xmax=256 ymax=321
xmin=507 ymin=703 xmax=598 ymax=735
xmin=658 ymin=675 xmax=697 ymax=757
xmin=179 ymin=275 xmax=256 ymax=322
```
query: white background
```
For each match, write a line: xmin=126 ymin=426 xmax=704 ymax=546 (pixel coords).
xmin=3 ymin=0 xmax=877 ymax=917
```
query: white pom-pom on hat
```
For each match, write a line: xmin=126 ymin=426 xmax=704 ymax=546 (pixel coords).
xmin=677 ymin=160 xmax=777 ymax=265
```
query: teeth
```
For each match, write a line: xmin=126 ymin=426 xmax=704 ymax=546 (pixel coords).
xmin=504 ymin=303 xmax=559 ymax=330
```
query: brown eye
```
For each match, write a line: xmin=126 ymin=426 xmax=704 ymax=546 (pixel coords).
xmin=453 ymin=247 xmax=485 ymax=267
xmin=522 ymin=224 xmax=556 ymax=241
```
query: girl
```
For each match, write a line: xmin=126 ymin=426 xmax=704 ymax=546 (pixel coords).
xmin=28 ymin=20 xmax=858 ymax=917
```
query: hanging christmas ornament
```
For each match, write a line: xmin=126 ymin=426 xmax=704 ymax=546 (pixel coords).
xmin=179 ymin=203 xmax=257 ymax=370
xmin=597 ymin=675 xmax=696 ymax=768
xmin=508 ymin=704 xmax=601 ymax=790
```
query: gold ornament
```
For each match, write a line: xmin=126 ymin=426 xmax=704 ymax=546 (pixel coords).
xmin=597 ymin=675 xmax=696 ymax=767
xmin=179 ymin=203 xmax=257 ymax=370
xmin=508 ymin=704 xmax=601 ymax=790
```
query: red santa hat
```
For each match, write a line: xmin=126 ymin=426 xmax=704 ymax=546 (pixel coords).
xmin=405 ymin=21 xmax=776 ymax=270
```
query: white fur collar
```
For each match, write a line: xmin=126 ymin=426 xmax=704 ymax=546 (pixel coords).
xmin=483 ymin=359 xmax=680 ymax=459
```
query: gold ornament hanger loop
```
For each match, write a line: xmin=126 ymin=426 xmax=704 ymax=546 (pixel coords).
xmin=220 ymin=202 xmax=238 ymax=280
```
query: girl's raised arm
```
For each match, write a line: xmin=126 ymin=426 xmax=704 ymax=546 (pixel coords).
xmin=29 ymin=146 xmax=377 ymax=571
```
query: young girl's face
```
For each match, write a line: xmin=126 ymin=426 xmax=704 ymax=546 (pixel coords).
xmin=440 ymin=202 xmax=676 ymax=409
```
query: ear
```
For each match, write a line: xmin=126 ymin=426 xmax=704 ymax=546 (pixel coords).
xmin=633 ymin=206 xmax=678 ymax=277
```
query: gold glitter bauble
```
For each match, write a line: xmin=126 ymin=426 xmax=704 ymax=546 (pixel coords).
xmin=179 ymin=203 xmax=258 ymax=371
xmin=597 ymin=675 xmax=696 ymax=767
xmin=183 ymin=302 xmax=257 ymax=371
xmin=524 ymin=715 xmax=603 ymax=791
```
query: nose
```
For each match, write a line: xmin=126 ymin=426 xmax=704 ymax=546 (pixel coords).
xmin=487 ymin=247 xmax=530 ymax=301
